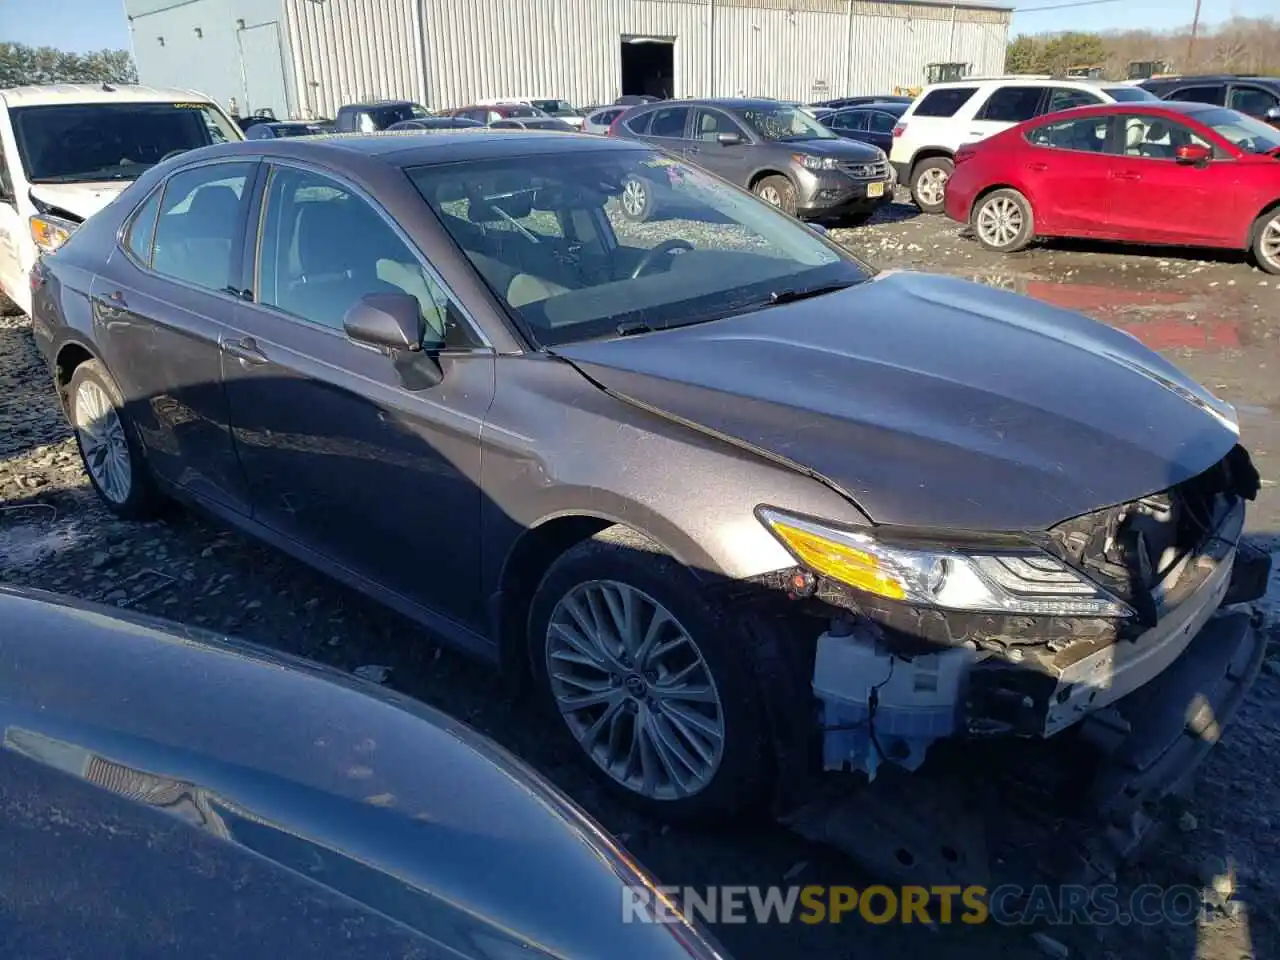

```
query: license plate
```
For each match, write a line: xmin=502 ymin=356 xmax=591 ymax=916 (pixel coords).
xmin=867 ymin=182 xmax=885 ymax=198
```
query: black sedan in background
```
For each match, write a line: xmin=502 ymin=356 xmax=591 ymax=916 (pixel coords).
xmin=0 ymin=585 xmax=727 ymax=960
xmin=821 ymin=100 xmax=909 ymax=154
xmin=245 ymin=120 xmax=326 ymax=140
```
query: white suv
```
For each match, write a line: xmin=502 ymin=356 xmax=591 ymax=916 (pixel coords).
xmin=889 ymin=77 xmax=1160 ymax=213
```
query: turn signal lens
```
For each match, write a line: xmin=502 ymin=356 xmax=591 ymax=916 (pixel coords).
xmin=30 ymin=215 xmax=77 ymax=255
xmin=765 ymin=518 xmax=907 ymax=600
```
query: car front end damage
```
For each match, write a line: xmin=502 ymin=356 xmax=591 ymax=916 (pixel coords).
xmin=757 ymin=444 xmax=1271 ymax=885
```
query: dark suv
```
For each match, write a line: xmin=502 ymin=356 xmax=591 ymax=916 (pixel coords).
xmin=609 ymin=98 xmax=892 ymax=223
xmin=1140 ymin=75 xmax=1280 ymax=126
xmin=334 ymin=100 xmax=433 ymax=133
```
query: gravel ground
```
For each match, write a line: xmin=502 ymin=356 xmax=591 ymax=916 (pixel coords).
xmin=2 ymin=197 xmax=1279 ymax=960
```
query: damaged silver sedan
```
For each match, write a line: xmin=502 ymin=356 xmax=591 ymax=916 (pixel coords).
xmin=31 ymin=130 xmax=1271 ymax=884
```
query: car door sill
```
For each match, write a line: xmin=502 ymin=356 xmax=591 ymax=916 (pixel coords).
xmin=154 ymin=476 xmax=498 ymax=664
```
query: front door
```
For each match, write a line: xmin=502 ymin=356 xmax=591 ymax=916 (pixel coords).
xmin=221 ymin=163 xmax=495 ymax=628
xmin=1105 ymin=114 xmax=1230 ymax=246
xmin=687 ymin=107 xmax=751 ymax=184
xmin=95 ymin=160 xmax=258 ymax=513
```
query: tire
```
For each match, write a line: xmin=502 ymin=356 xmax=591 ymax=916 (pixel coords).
xmin=527 ymin=526 xmax=770 ymax=823
xmin=970 ymin=188 xmax=1035 ymax=253
xmin=68 ymin=360 xmax=161 ymax=519
xmin=619 ymin=175 xmax=655 ymax=222
xmin=753 ymin=175 xmax=798 ymax=217
xmin=909 ymin=156 xmax=954 ymax=214
xmin=1251 ymin=208 xmax=1280 ymax=275
xmin=0 ymin=291 xmax=21 ymax=317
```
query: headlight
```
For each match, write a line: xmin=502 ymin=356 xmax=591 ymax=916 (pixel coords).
xmin=795 ymin=154 xmax=838 ymax=171
xmin=30 ymin=215 xmax=78 ymax=255
xmin=757 ymin=508 xmax=1134 ymax=618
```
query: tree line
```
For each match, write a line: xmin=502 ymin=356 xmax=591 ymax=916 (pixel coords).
xmin=1006 ymin=17 xmax=1280 ymax=79
xmin=0 ymin=42 xmax=137 ymax=88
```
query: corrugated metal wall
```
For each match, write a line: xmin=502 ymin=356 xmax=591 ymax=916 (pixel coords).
xmin=278 ymin=0 xmax=1010 ymax=114
xmin=283 ymin=0 xmax=426 ymax=118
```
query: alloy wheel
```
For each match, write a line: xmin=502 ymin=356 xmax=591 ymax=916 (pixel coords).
xmin=977 ymin=196 xmax=1024 ymax=249
xmin=545 ymin=580 xmax=726 ymax=801
xmin=758 ymin=185 xmax=782 ymax=206
xmin=73 ymin=379 xmax=132 ymax=504
xmin=1260 ymin=214 xmax=1280 ymax=273
xmin=916 ymin=167 xmax=948 ymax=207
xmin=622 ymin=178 xmax=648 ymax=218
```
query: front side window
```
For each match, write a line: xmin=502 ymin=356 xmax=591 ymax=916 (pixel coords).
xmin=1194 ymin=107 xmax=1280 ymax=154
xmin=694 ymin=109 xmax=745 ymax=141
xmin=1168 ymin=85 xmax=1224 ymax=106
xmin=831 ymin=111 xmax=868 ymax=132
xmin=1228 ymin=86 xmax=1279 ymax=116
xmin=868 ymin=111 xmax=898 ymax=134
xmin=1027 ymin=116 xmax=1112 ymax=153
xmin=1117 ymin=115 xmax=1213 ymax=159
xmin=408 ymin=149 xmax=868 ymax=347
xmin=256 ymin=166 xmax=474 ymax=347
xmin=912 ymin=87 xmax=977 ymax=118
xmin=10 ymin=101 xmax=238 ymax=184
xmin=739 ymin=105 xmax=837 ymax=142
xmin=1045 ymin=87 xmax=1102 ymax=113
xmin=150 ymin=162 xmax=253 ymax=293
xmin=976 ymin=87 xmax=1045 ymax=123
xmin=647 ymin=106 xmax=690 ymax=138
xmin=123 ymin=187 xmax=162 ymax=266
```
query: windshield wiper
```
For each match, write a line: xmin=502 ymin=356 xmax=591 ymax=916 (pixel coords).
xmin=766 ymin=280 xmax=858 ymax=305
xmin=616 ymin=320 xmax=655 ymax=337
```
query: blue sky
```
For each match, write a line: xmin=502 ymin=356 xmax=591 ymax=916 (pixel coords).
xmin=0 ymin=0 xmax=1274 ymax=52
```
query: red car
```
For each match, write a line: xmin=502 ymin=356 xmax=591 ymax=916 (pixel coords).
xmin=944 ymin=101 xmax=1280 ymax=273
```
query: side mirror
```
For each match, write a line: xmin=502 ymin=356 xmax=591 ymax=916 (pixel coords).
xmin=716 ymin=131 xmax=744 ymax=146
xmin=1175 ymin=144 xmax=1212 ymax=165
xmin=344 ymin=292 xmax=424 ymax=351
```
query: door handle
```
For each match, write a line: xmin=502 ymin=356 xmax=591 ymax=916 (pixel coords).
xmin=686 ymin=145 xmax=700 ymax=155
xmin=1027 ymin=162 xmax=1049 ymax=172
xmin=222 ymin=336 xmax=268 ymax=366
xmin=1111 ymin=171 xmax=1142 ymax=181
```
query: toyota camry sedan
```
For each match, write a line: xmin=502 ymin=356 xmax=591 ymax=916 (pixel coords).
xmin=30 ymin=131 xmax=1271 ymax=860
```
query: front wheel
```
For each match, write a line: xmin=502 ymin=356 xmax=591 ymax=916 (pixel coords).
xmin=619 ymin=175 xmax=655 ymax=222
xmin=68 ymin=360 xmax=161 ymax=519
xmin=528 ymin=527 xmax=770 ymax=822
xmin=971 ymin=188 xmax=1035 ymax=253
xmin=1252 ymin=209 xmax=1280 ymax=275
xmin=753 ymin=175 xmax=798 ymax=217
xmin=910 ymin=157 xmax=954 ymax=214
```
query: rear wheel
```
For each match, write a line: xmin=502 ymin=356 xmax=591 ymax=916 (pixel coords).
xmin=971 ymin=188 xmax=1035 ymax=253
xmin=528 ymin=527 xmax=770 ymax=822
xmin=753 ymin=175 xmax=798 ymax=217
xmin=1252 ymin=209 xmax=1280 ymax=275
xmin=68 ymin=360 xmax=161 ymax=519
xmin=910 ymin=156 xmax=954 ymax=214
xmin=619 ymin=175 xmax=655 ymax=222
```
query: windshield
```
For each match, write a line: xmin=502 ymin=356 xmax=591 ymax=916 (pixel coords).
xmin=1196 ymin=107 xmax=1280 ymax=154
xmin=11 ymin=101 xmax=239 ymax=183
xmin=407 ymin=149 xmax=869 ymax=347
xmin=371 ymin=103 xmax=431 ymax=128
xmin=739 ymin=105 xmax=838 ymax=141
xmin=532 ymin=99 xmax=577 ymax=116
xmin=1103 ymin=86 xmax=1159 ymax=102
xmin=504 ymin=105 xmax=542 ymax=118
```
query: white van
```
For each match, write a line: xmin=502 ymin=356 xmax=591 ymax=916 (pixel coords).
xmin=0 ymin=84 xmax=242 ymax=316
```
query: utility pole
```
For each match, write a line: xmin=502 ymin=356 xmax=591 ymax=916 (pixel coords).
xmin=1185 ymin=0 xmax=1202 ymax=70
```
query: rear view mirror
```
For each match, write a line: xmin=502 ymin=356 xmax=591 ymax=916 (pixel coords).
xmin=344 ymin=293 xmax=424 ymax=351
xmin=717 ymin=132 xmax=744 ymax=146
xmin=1175 ymin=144 xmax=1211 ymax=165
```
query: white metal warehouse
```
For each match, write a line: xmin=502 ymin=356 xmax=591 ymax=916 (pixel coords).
xmin=125 ymin=0 xmax=1011 ymax=119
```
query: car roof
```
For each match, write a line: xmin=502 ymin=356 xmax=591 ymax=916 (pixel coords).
xmin=0 ymin=82 xmax=215 ymax=108
xmin=924 ymin=76 xmax=1119 ymax=90
xmin=341 ymin=99 xmax=417 ymax=110
xmin=182 ymin=129 xmax=644 ymax=167
xmin=646 ymin=98 xmax=793 ymax=110
xmin=832 ymin=101 xmax=909 ymax=113
xmin=1028 ymin=100 xmax=1226 ymax=122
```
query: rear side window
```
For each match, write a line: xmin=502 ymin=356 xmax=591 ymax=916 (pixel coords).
xmin=624 ymin=110 xmax=653 ymax=135
xmin=123 ymin=187 xmax=162 ymax=265
xmin=1045 ymin=87 xmax=1102 ymax=113
xmin=1228 ymin=86 xmax=1279 ymax=115
xmin=869 ymin=111 xmax=898 ymax=133
xmin=831 ymin=111 xmax=868 ymax=131
xmin=976 ymin=87 xmax=1044 ymax=123
xmin=912 ymin=87 xmax=977 ymax=118
xmin=151 ymin=162 xmax=253 ymax=293
xmin=648 ymin=106 xmax=690 ymax=138
xmin=1168 ymin=85 xmax=1225 ymax=106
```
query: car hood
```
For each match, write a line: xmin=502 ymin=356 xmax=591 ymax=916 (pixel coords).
xmin=29 ymin=181 xmax=130 ymax=221
xmin=0 ymin=586 xmax=723 ymax=960
xmin=556 ymin=271 xmax=1240 ymax=532
xmin=785 ymin=136 xmax=883 ymax=160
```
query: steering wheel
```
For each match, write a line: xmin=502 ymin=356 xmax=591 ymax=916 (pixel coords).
xmin=630 ymin=238 xmax=694 ymax=279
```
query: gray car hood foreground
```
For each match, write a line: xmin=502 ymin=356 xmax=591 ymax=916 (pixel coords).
xmin=557 ymin=271 xmax=1241 ymax=532
xmin=0 ymin=587 xmax=722 ymax=960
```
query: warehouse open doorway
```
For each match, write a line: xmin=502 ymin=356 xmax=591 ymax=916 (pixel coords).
xmin=620 ymin=36 xmax=675 ymax=99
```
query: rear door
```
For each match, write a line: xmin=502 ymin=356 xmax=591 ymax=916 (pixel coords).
xmin=1226 ymin=83 xmax=1280 ymax=124
xmin=1021 ymin=114 xmax=1120 ymax=236
xmin=828 ymin=109 xmax=869 ymax=140
xmin=965 ymin=85 xmax=1046 ymax=144
xmin=93 ymin=159 xmax=258 ymax=513
xmin=221 ymin=161 xmax=496 ymax=629
xmin=1104 ymin=113 xmax=1232 ymax=245
xmin=1166 ymin=84 xmax=1226 ymax=107
xmin=865 ymin=110 xmax=898 ymax=153
xmin=687 ymin=107 xmax=751 ymax=185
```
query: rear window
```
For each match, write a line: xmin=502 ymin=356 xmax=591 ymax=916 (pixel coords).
xmin=591 ymin=108 xmax=623 ymax=125
xmin=912 ymin=87 xmax=978 ymax=118
xmin=625 ymin=111 xmax=653 ymax=135
xmin=976 ymin=86 xmax=1044 ymax=123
